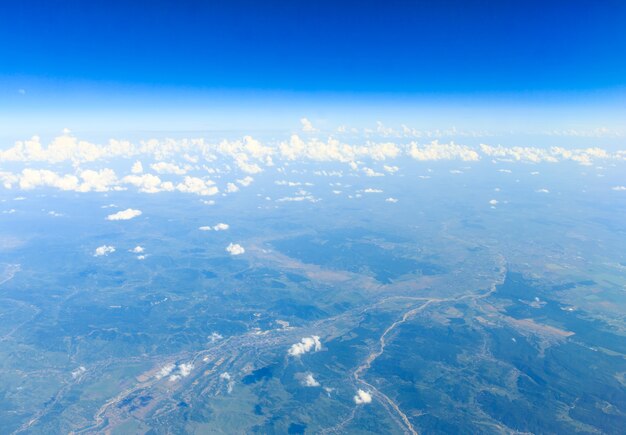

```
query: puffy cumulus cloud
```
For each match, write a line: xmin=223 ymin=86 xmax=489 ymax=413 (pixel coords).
xmin=480 ymin=144 xmax=558 ymax=163
xmin=385 ymin=197 xmax=398 ymax=203
xmin=300 ymin=117 xmax=318 ymax=132
xmin=176 ymin=176 xmax=219 ymax=196
xmin=131 ymin=161 xmax=144 ymax=174
xmin=199 ymin=223 xmax=229 ymax=231
xmin=156 ymin=362 xmax=194 ymax=382
xmin=4 ymin=132 xmax=625 ymax=176
xmin=77 ymin=169 xmax=118 ymax=192
xmin=299 ymin=372 xmax=321 ymax=387
xmin=363 ymin=167 xmax=384 ymax=177
xmin=237 ymin=176 xmax=254 ymax=187
xmin=288 ymin=336 xmax=322 ymax=357
xmin=106 ymin=208 xmax=142 ymax=221
xmin=2 ymin=168 xmax=119 ymax=193
xmin=225 ymin=182 xmax=240 ymax=193
xmin=226 ymin=243 xmax=245 ymax=256
xmin=17 ymin=169 xmax=80 ymax=191
xmin=130 ymin=246 xmax=144 ymax=253
xmin=279 ymin=135 xmax=400 ymax=163
xmin=354 ymin=389 xmax=372 ymax=404
xmin=151 ymin=162 xmax=188 ymax=175
xmin=480 ymin=144 xmax=622 ymax=166
xmin=409 ymin=140 xmax=480 ymax=161
xmin=94 ymin=245 xmax=115 ymax=257
xmin=489 ymin=199 xmax=498 ymax=205
xmin=383 ymin=165 xmax=399 ymax=173
xmin=0 ymin=134 xmax=136 ymax=165
xmin=122 ymin=173 xmax=174 ymax=194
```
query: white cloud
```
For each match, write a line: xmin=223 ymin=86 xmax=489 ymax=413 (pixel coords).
xmin=363 ymin=188 xmax=383 ymax=193
xmin=106 ymin=208 xmax=142 ymax=221
xmin=489 ymin=199 xmax=498 ymax=205
xmin=409 ymin=140 xmax=480 ymax=161
xmin=200 ymin=223 xmax=229 ymax=231
xmin=354 ymin=389 xmax=372 ymax=404
xmin=226 ymin=182 xmax=239 ymax=193
xmin=131 ymin=161 xmax=143 ymax=174
xmin=130 ymin=246 xmax=144 ymax=253
xmin=612 ymin=186 xmax=626 ymax=191
xmin=151 ymin=162 xmax=188 ymax=175
xmin=237 ymin=176 xmax=254 ymax=186
xmin=94 ymin=245 xmax=115 ymax=257
xmin=383 ymin=165 xmax=399 ymax=173
xmin=176 ymin=176 xmax=218 ymax=196
xmin=156 ymin=363 xmax=175 ymax=379
xmin=300 ymin=117 xmax=318 ymax=132
xmin=226 ymin=243 xmax=245 ymax=255
xmin=363 ymin=167 xmax=384 ymax=177
xmin=122 ymin=173 xmax=174 ymax=194
xmin=288 ymin=336 xmax=322 ymax=357
xmin=536 ymin=188 xmax=550 ymax=193
xmin=300 ymin=372 xmax=321 ymax=387
xmin=385 ymin=197 xmax=398 ymax=203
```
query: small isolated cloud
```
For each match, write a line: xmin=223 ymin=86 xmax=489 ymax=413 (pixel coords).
xmin=226 ymin=243 xmax=245 ymax=255
xmin=209 ymin=332 xmax=223 ymax=342
xmin=536 ymin=188 xmax=550 ymax=193
xmin=156 ymin=362 xmax=194 ymax=382
xmin=363 ymin=188 xmax=383 ymax=193
xmin=385 ymin=197 xmax=398 ymax=203
xmin=131 ymin=161 xmax=143 ymax=174
xmin=226 ymin=182 xmax=239 ymax=193
xmin=94 ymin=245 xmax=115 ymax=257
xmin=300 ymin=117 xmax=318 ymax=132
xmin=71 ymin=366 xmax=86 ymax=379
xmin=151 ymin=162 xmax=187 ymax=175
xmin=383 ymin=165 xmax=399 ymax=173
xmin=363 ymin=167 xmax=384 ymax=177
xmin=489 ymin=199 xmax=498 ymax=205
xmin=612 ymin=186 xmax=626 ymax=191
xmin=354 ymin=389 xmax=372 ymax=404
xmin=106 ymin=208 xmax=142 ymax=221
xmin=130 ymin=245 xmax=144 ymax=253
xmin=288 ymin=335 xmax=322 ymax=357
xmin=200 ymin=223 xmax=229 ymax=231
xmin=299 ymin=372 xmax=321 ymax=387
xmin=237 ymin=176 xmax=254 ymax=186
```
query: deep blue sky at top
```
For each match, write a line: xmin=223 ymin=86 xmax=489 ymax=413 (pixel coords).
xmin=1 ymin=0 xmax=625 ymax=136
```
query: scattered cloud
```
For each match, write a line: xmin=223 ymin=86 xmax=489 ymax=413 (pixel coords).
xmin=94 ymin=245 xmax=115 ymax=256
xmin=200 ymin=223 xmax=229 ymax=231
xmin=288 ymin=336 xmax=322 ymax=357
xmin=106 ymin=208 xmax=142 ymax=221
xmin=354 ymin=389 xmax=372 ymax=404
xmin=300 ymin=117 xmax=317 ymax=132
xmin=131 ymin=161 xmax=143 ymax=174
xmin=151 ymin=162 xmax=188 ymax=175
xmin=299 ymin=372 xmax=321 ymax=387
xmin=226 ymin=243 xmax=245 ymax=255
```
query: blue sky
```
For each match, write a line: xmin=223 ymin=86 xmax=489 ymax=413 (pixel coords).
xmin=1 ymin=0 xmax=625 ymax=136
